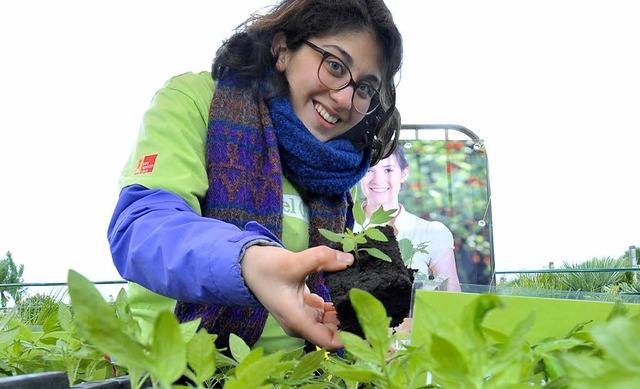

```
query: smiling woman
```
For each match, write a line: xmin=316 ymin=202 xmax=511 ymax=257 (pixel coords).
xmin=356 ymin=142 xmax=462 ymax=291
xmin=104 ymin=0 xmax=404 ymax=355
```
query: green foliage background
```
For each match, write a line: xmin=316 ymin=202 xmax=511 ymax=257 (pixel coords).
xmin=0 ymin=251 xmax=25 ymax=307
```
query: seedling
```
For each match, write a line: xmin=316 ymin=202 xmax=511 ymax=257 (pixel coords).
xmin=319 ymin=202 xmax=395 ymax=262
xmin=398 ymin=238 xmax=429 ymax=268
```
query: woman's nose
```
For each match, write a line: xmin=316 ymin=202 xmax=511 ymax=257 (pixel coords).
xmin=329 ymin=86 xmax=354 ymax=111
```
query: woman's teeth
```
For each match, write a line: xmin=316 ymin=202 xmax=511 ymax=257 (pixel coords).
xmin=315 ymin=104 xmax=338 ymax=124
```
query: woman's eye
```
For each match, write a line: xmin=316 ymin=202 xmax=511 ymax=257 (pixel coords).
xmin=326 ymin=58 xmax=346 ymax=76
xmin=356 ymin=83 xmax=375 ymax=98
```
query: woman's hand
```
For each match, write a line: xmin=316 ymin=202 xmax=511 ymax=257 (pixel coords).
xmin=240 ymin=245 xmax=353 ymax=350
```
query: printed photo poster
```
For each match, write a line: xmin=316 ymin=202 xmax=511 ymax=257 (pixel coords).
xmin=356 ymin=132 xmax=495 ymax=286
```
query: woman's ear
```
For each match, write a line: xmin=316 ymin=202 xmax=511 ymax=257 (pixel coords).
xmin=271 ymin=32 xmax=289 ymax=72
xmin=401 ymin=167 xmax=410 ymax=183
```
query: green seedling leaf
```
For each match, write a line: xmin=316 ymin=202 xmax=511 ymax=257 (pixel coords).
xmin=398 ymin=238 xmax=414 ymax=264
xmin=42 ymin=309 xmax=60 ymax=333
xmin=178 ymin=319 xmax=201 ymax=345
xmin=0 ymin=326 xmax=19 ymax=345
xmin=339 ymin=331 xmax=379 ymax=363
xmin=342 ymin=239 xmax=356 ymax=253
xmin=57 ymin=302 xmax=73 ymax=334
xmin=590 ymin=315 xmax=640 ymax=369
xmin=113 ymin=288 xmax=141 ymax=341
xmin=363 ymin=228 xmax=389 ymax=243
xmin=349 ymin=289 xmax=391 ymax=361
xmin=320 ymin=203 xmax=397 ymax=264
xmin=318 ymin=228 xmax=343 ymax=243
xmin=67 ymin=270 xmax=149 ymax=373
xmin=534 ymin=338 xmax=586 ymax=355
xmin=330 ymin=365 xmax=385 ymax=383
xmin=229 ymin=332 xmax=251 ymax=363
xmin=360 ymin=247 xmax=392 ymax=262
xmin=485 ymin=312 xmax=536 ymax=385
xmin=226 ymin=348 xmax=283 ymax=389
xmin=352 ymin=200 xmax=367 ymax=226
xmin=398 ymin=238 xmax=429 ymax=267
xmin=430 ymin=333 xmax=469 ymax=375
xmin=187 ymin=329 xmax=217 ymax=385
xmin=148 ymin=310 xmax=187 ymax=385
xmin=288 ymin=349 xmax=326 ymax=380
xmin=353 ymin=234 xmax=368 ymax=244
xmin=369 ymin=206 xmax=395 ymax=225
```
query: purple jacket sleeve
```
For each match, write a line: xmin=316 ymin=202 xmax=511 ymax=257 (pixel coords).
xmin=107 ymin=184 xmax=283 ymax=307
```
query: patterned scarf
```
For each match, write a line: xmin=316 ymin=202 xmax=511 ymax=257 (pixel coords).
xmin=174 ymin=76 xmax=371 ymax=350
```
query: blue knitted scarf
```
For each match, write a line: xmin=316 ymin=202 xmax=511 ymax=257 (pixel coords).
xmin=174 ymin=76 xmax=370 ymax=350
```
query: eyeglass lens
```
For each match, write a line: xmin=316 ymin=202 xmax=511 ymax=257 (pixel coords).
xmin=317 ymin=54 xmax=380 ymax=115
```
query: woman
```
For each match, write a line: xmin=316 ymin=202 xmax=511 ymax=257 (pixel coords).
xmin=358 ymin=144 xmax=462 ymax=292
xmin=107 ymin=0 xmax=403 ymax=353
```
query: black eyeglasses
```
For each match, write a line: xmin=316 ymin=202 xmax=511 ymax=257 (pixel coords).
xmin=304 ymin=41 xmax=380 ymax=115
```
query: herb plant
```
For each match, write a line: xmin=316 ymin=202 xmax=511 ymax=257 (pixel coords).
xmin=319 ymin=203 xmax=396 ymax=262
xmin=3 ymin=269 xmax=640 ymax=387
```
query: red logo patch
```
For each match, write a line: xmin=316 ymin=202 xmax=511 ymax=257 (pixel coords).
xmin=133 ymin=154 xmax=158 ymax=175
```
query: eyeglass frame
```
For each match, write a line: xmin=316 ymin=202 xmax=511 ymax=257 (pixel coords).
xmin=304 ymin=40 xmax=381 ymax=115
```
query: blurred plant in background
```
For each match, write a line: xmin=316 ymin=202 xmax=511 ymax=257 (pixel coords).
xmin=0 ymin=251 xmax=25 ymax=307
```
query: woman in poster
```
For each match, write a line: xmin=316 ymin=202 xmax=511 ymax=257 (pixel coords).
xmin=357 ymin=144 xmax=461 ymax=291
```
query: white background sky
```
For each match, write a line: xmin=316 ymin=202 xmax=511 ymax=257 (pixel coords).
xmin=1 ymin=1 xmax=638 ymax=295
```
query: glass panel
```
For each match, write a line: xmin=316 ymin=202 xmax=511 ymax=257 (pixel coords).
xmin=357 ymin=124 xmax=495 ymax=286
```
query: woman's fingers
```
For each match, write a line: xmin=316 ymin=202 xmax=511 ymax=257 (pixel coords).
xmin=240 ymin=245 xmax=350 ymax=350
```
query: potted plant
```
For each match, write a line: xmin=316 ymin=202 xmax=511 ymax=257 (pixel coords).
xmin=319 ymin=204 xmax=416 ymax=337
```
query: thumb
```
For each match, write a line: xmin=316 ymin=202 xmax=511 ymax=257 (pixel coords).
xmin=301 ymin=245 xmax=354 ymax=274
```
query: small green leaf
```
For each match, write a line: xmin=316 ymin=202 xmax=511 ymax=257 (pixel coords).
xmin=364 ymin=228 xmax=389 ymax=243
xmin=361 ymin=247 xmax=392 ymax=262
xmin=398 ymin=239 xmax=414 ymax=264
xmin=342 ymin=239 xmax=356 ymax=253
xmin=0 ymin=326 xmax=19 ymax=345
xmin=353 ymin=200 xmax=367 ymax=226
xmin=178 ymin=318 xmax=201 ymax=344
xmin=369 ymin=206 xmax=395 ymax=225
xmin=229 ymin=332 xmax=251 ymax=362
xmin=226 ymin=349 xmax=283 ymax=389
xmin=288 ymin=349 xmax=326 ymax=379
xmin=318 ymin=228 xmax=343 ymax=243
xmin=338 ymin=331 xmax=379 ymax=362
xmin=349 ymin=289 xmax=392 ymax=360
xmin=430 ymin=333 xmax=470 ymax=375
xmin=148 ymin=311 xmax=187 ymax=385
xmin=187 ymin=329 xmax=217 ymax=385
xmin=354 ymin=234 xmax=368 ymax=244
xmin=330 ymin=366 xmax=385 ymax=383
xmin=57 ymin=302 xmax=73 ymax=333
xmin=42 ymin=310 xmax=59 ymax=333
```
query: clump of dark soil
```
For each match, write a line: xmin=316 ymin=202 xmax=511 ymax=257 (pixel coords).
xmin=323 ymin=225 xmax=416 ymax=338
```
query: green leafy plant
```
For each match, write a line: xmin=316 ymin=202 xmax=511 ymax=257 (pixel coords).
xmin=0 ymin=301 xmax=116 ymax=384
xmin=319 ymin=203 xmax=396 ymax=262
xmin=15 ymin=289 xmax=67 ymax=326
xmin=4 ymin=269 xmax=640 ymax=387
xmin=398 ymin=238 xmax=429 ymax=269
xmin=65 ymin=270 xmax=339 ymax=388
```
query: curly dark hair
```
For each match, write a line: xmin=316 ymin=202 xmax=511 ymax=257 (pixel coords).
xmin=212 ymin=0 xmax=403 ymax=165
